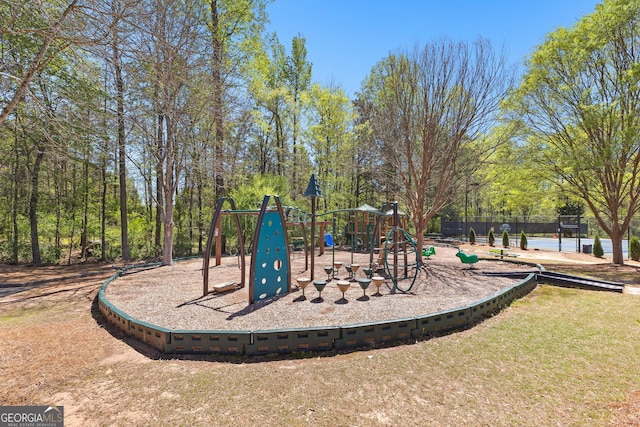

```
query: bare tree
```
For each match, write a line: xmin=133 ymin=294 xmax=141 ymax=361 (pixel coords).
xmin=360 ymin=38 xmax=515 ymax=256
xmin=111 ymin=3 xmax=130 ymax=261
xmin=132 ymin=0 xmax=209 ymax=265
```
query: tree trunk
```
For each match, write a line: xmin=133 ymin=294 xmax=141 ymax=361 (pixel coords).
xmin=101 ymin=147 xmax=107 ymax=261
xmin=80 ymin=155 xmax=89 ymax=259
xmin=187 ymin=180 xmax=194 ymax=256
xmin=161 ymin=115 xmax=175 ymax=266
xmin=412 ymin=211 xmax=428 ymax=266
xmin=275 ymin=112 xmax=284 ymax=175
xmin=55 ymin=161 xmax=63 ymax=257
xmin=114 ymin=41 xmax=130 ymax=261
xmin=29 ymin=147 xmax=44 ymax=266
xmin=155 ymin=113 xmax=164 ymax=253
xmin=163 ymin=198 xmax=174 ymax=265
xmin=611 ymin=229 xmax=625 ymax=265
xmin=211 ymin=0 xmax=225 ymax=200
xmin=67 ymin=163 xmax=78 ymax=265
xmin=196 ymin=166 xmax=204 ymax=254
xmin=11 ymin=124 xmax=19 ymax=264
xmin=292 ymin=113 xmax=298 ymax=194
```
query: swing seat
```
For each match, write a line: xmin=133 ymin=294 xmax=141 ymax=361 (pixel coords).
xmin=213 ymin=281 xmax=238 ymax=293
xmin=324 ymin=233 xmax=334 ymax=247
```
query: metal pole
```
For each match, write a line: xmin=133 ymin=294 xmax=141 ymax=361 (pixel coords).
xmin=577 ymin=216 xmax=581 ymax=253
xmin=393 ymin=202 xmax=399 ymax=280
xmin=332 ymin=212 xmax=335 ymax=269
xmin=558 ymin=222 xmax=562 ymax=252
xmin=310 ymin=196 xmax=316 ymax=280
xmin=465 ymin=189 xmax=468 ymax=242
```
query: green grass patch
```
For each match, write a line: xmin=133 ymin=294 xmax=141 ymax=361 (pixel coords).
xmin=78 ymin=285 xmax=640 ymax=426
xmin=0 ymin=304 xmax=70 ymax=327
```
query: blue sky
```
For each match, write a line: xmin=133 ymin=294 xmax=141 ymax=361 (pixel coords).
xmin=265 ymin=0 xmax=601 ymax=97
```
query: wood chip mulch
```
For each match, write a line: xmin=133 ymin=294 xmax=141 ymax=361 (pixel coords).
xmin=105 ymin=246 xmax=534 ymax=331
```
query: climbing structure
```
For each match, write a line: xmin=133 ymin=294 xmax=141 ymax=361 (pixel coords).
xmin=249 ymin=195 xmax=292 ymax=304
xmin=382 ymin=202 xmax=419 ymax=293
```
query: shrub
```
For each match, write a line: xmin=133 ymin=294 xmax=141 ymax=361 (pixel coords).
xmin=41 ymin=245 xmax=62 ymax=265
xmin=520 ymin=230 xmax=528 ymax=250
xmin=630 ymin=236 xmax=640 ymax=261
xmin=593 ymin=235 xmax=604 ymax=258
xmin=502 ymin=230 xmax=509 ymax=247
xmin=469 ymin=227 xmax=476 ymax=245
xmin=488 ymin=229 xmax=495 ymax=247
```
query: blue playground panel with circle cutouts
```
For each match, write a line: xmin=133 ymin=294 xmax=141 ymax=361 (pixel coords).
xmin=253 ymin=211 xmax=289 ymax=301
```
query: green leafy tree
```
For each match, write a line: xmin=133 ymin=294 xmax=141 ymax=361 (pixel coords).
xmin=509 ymin=0 xmax=640 ymax=264
xmin=133 ymin=0 xmax=210 ymax=265
xmin=593 ymin=235 xmax=604 ymax=258
xmin=520 ymin=230 xmax=528 ymax=250
xmin=286 ymin=34 xmax=313 ymax=195
xmin=469 ymin=227 xmax=476 ymax=245
xmin=502 ymin=230 xmax=509 ymax=247
xmin=480 ymin=127 xmax=557 ymax=220
xmin=488 ymin=229 xmax=495 ymax=247
xmin=556 ymin=199 xmax=585 ymax=216
xmin=228 ymin=174 xmax=293 ymax=250
xmin=248 ymin=33 xmax=290 ymax=175
xmin=304 ymin=83 xmax=357 ymax=211
xmin=246 ymin=32 xmax=312 ymax=195
xmin=630 ymin=236 xmax=640 ymax=261
xmin=0 ymin=1 xmax=110 ymax=264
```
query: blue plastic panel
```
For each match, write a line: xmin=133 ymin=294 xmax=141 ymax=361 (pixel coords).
xmin=253 ymin=211 xmax=289 ymax=301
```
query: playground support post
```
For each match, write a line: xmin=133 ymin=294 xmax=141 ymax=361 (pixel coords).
xmin=202 ymin=197 xmax=246 ymax=297
xmin=304 ymin=174 xmax=323 ymax=280
xmin=310 ymin=196 xmax=316 ymax=280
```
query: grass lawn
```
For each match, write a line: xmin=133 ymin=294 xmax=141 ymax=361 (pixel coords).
xmin=0 ymin=264 xmax=639 ymax=426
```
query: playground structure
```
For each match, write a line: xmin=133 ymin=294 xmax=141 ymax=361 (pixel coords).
xmin=375 ymin=202 xmax=419 ymax=293
xmin=94 ymin=166 xmax=631 ymax=358
xmin=202 ymin=197 xmax=246 ymax=295
xmin=322 ymin=202 xmax=407 ymax=253
xmin=201 ymin=199 xmax=611 ymax=302
xmin=100 ymin=190 xmax=626 ymax=357
xmin=202 ymin=194 xmax=291 ymax=304
xmin=202 ymin=194 xmax=422 ymax=303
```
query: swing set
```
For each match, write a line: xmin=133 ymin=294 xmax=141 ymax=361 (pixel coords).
xmin=202 ymin=194 xmax=292 ymax=304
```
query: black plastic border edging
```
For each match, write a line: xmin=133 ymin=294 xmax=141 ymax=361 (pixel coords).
xmin=97 ymin=259 xmax=540 ymax=357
